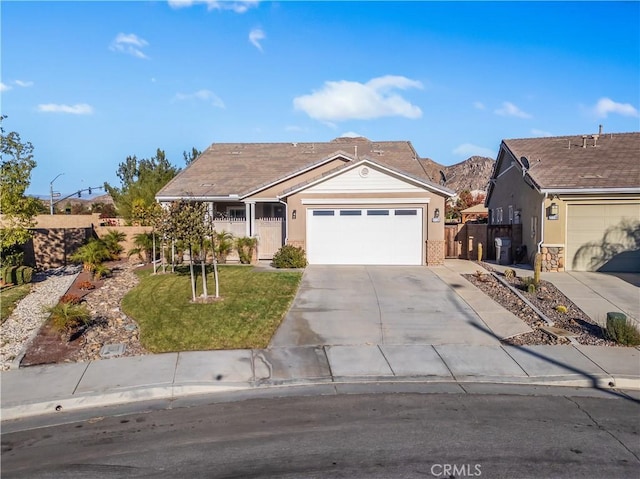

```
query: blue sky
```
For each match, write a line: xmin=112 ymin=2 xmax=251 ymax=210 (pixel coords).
xmin=2 ymin=1 xmax=639 ymax=197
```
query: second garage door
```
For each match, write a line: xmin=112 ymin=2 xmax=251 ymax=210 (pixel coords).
xmin=306 ymin=208 xmax=423 ymax=265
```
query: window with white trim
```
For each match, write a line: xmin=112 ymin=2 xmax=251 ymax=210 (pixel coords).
xmin=227 ymin=207 xmax=246 ymax=219
xmin=508 ymin=205 xmax=514 ymax=223
xmin=496 ymin=207 xmax=503 ymax=224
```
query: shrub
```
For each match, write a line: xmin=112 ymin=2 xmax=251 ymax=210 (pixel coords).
xmin=555 ymin=305 xmax=568 ymax=314
xmin=213 ymin=231 xmax=234 ymax=264
xmin=236 ymin=237 xmax=257 ymax=264
xmin=69 ymin=239 xmax=111 ymax=272
xmin=2 ymin=266 xmax=18 ymax=285
xmin=77 ymin=280 xmax=95 ymax=290
xmin=93 ymin=264 xmax=111 ymax=280
xmin=605 ymin=312 xmax=640 ymax=346
xmin=15 ymin=266 xmax=34 ymax=285
xmin=101 ymin=229 xmax=126 ymax=259
xmin=272 ymin=245 xmax=307 ymax=269
xmin=504 ymin=269 xmax=516 ymax=279
xmin=46 ymin=302 xmax=91 ymax=337
xmin=527 ymin=283 xmax=537 ymax=294
xmin=60 ymin=294 xmax=82 ymax=305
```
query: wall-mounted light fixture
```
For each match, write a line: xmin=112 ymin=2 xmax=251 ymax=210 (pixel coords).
xmin=432 ymin=208 xmax=441 ymax=222
xmin=547 ymin=202 xmax=559 ymax=220
xmin=292 ymin=209 xmax=297 ymax=220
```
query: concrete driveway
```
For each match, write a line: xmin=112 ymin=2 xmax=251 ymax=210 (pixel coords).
xmin=270 ymin=266 xmax=500 ymax=347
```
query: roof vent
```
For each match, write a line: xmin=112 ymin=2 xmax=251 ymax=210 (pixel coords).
xmin=582 ymin=135 xmax=588 ymax=148
xmin=591 ymin=134 xmax=599 ymax=147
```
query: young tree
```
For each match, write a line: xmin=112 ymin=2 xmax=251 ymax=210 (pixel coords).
xmin=105 ymin=149 xmax=180 ymax=224
xmin=157 ymin=200 xmax=210 ymax=301
xmin=0 ymin=116 xmax=42 ymax=263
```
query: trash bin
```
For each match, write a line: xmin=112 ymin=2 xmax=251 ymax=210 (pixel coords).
xmin=495 ymin=237 xmax=512 ymax=265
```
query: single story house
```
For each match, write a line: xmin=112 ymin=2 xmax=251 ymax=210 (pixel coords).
xmin=156 ymin=137 xmax=455 ymax=265
xmin=485 ymin=131 xmax=640 ymax=272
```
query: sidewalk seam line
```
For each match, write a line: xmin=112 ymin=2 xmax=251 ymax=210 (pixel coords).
xmin=322 ymin=346 xmax=336 ymax=383
xmin=365 ymin=266 xmax=385 ymax=345
xmin=432 ymin=345 xmax=457 ymax=382
xmin=377 ymin=345 xmax=395 ymax=376
xmin=571 ymin=344 xmax=612 ymax=380
xmin=500 ymin=345 xmax=531 ymax=377
xmin=71 ymin=361 xmax=92 ymax=395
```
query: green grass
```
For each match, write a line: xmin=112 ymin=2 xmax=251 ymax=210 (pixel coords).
xmin=0 ymin=283 xmax=32 ymax=324
xmin=121 ymin=266 xmax=303 ymax=352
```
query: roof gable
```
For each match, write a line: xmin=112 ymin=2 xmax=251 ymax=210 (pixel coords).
xmin=279 ymin=158 xmax=454 ymax=198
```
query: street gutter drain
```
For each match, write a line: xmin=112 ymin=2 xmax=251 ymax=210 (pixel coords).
xmin=100 ymin=343 xmax=126 ymax=358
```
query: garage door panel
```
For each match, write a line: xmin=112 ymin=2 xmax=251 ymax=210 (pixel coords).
xmin=567 ymin=204 xmax=640 ymax=272
xmin=307 ymin=208 xmax=423 ymax=265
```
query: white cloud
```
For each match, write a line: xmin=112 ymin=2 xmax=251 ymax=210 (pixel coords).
xmin=473 ymin=101 xmax=485 ymax=110
xmin=293 ymin=75 xmax=423 ymax=122
xmin=494 ymin=101 xmax=532 ymax=119
xmin=249 ymin=28 xmax=265 ymax=51
xmin=0 ymin=82 xmax=11 ymax=92
xmin=531 ymin=128 xmax=553 ymax=137
xmin=175 ymin=89 xmax=225 ymax=108
xmin=15 ymin=80 xmax=34 ymax=87
xmin=110 ymin=33 xmax=149 ymax=59
xmin=38 ymin=103 xmax=94 ymax=115
xmin=453 ymin=143 xmax=496 ymax=158
xmin=168 ymin=0 xmax=259 ymax=13
xmin=340 ymin=131 xmax=363 ymax=138
xmin=592 ymin=97 xmax=639 ymax=118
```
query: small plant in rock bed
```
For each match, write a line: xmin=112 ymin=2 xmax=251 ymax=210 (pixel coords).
xmin=555 ymin=305 xmax=568 ymax=314
xmin=45 ymin=302 xmax=91 ymax=338
xmin=59 ymin=293 xmax=82 ymax=305
xmin=473 ymin=270 xmax=488 ymax=282
xmin=93 ymin=264 xmax=111 ymax=280
xmin=77 ymin=280 xmax=95 ymax=290
xmin=503 ymin=269 xmax=516 ymax=279
xmin=604 ymin=313 xmax=640 ymax=346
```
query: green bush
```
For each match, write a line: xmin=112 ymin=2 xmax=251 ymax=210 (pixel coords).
xmin=605 ymin=312 xmax=640 ymax=346
xmin=14 ymin=266 xmax=33 ymax=285
xmin=555 ymin=305 xmax=568 ymax=314
xmin=527 ymin=283 xmax=536 ymax=294
xmin=46 ymin=302 xmax=92 ymax=337
xmin=272 ymin=245 xmax=308 ymax=269
xmin=2 ymin=266 xmax=18 ymax=285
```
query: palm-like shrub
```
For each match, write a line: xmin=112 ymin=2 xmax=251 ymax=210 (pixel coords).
xmin=213 ymin=231 xmax=234 ymax=263
xmin=236 ymin=237 xmax=257 ymax=264
xmin=101 ymin=229 xmax=126 ymax=259
xmin=69 ymin=239 xmax=111 ymax=273
xmin=128 ymin=232 xmax=154 ymax=262
xmin=46 ymin=302 xmax=91 ymax=337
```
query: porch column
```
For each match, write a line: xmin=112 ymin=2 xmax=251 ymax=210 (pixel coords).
xmin=245 ymin=201 xmax=256 ymax=237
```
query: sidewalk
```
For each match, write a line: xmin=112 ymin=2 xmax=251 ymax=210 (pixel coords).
xmin=2 ymin=341 xmax=639 ymax=421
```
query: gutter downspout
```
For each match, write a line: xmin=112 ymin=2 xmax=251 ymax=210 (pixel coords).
xmin=537 ymin=193 xmax=547 ymax=254
xmin=277 ymin=198 xmax=289 ymax=245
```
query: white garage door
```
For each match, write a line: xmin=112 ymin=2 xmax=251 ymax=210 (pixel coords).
xmin=306 ymin=208 xmax=423 ymax=265
xmin=567 ymin=203 xmax=640 ymax=272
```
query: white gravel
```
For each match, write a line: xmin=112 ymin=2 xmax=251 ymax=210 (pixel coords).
xmin=1 ymin=266 xmax=81 ymax=371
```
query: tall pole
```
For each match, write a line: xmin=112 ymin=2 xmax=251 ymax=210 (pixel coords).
xmin=49 ymin=173 xmax=64 ymax=215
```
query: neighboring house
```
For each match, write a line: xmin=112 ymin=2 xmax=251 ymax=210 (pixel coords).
xmin=485 ymin=131 xmax=640 ymax=272
xmin=460 ymin=203 xmax=488 ymax=223
xmin=156 ymin=137 xmax=455 ymax=265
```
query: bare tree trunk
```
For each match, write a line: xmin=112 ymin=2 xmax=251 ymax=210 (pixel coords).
xmin=213 ymin=259 xmax=220 ymax=298
xmin=200 ymin=240 xmax=208 ymax=299
xmin=152 ymin=230 xmax=157 ymax=275
xmin=171 ymin=240 xmax=175 ymax=273
xmin=161 ymin=238 xmax=166 ymax=274
xmin=188 ymin=243 xmax=197 ymax=301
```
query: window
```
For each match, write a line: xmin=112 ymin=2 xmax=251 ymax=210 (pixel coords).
xmin=508 ymin=205 xmax=514 ymax=223
xmin=531 ymin=216 xmax=538 ymax=239
xmin=490 ymin=209 xmax=495 ymax=224
xmin=227 ymin=207 xmax=246 ymax=219
xmin=340 ymin=210 xmax=362 ymax=216
xmin=496 ymin=207 xmax=503 ymax=224
xmin=395 ymin=210 xmax=417 ymax=216
xmin=367 ymin=210 xmax=389 ymax=216
xmin=313 ymin=210 xmax=334 ymax=216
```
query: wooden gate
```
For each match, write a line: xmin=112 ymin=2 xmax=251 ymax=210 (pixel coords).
xmin=445 ymin=225 xmax=459 ymax=258
xmin=256 ymin=218 xmax=284 ymax=260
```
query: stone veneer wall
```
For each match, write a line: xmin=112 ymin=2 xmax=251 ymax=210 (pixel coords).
xmin=426 ymin=240 xmax=445 ymax=266
xmin=541 ymin=246 xmax=564 ymax=272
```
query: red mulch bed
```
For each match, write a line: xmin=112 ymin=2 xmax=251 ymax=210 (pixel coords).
xmin=20 ymin=267 xmax=109 ymax=367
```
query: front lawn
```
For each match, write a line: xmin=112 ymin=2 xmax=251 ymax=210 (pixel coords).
xmin=121 ymin=266 xmax=302 ymax=352
xmin=0 ymin=283 xmax=32 ymax=324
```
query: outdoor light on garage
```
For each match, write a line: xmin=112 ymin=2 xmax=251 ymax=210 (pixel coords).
xmin=292 ymin=209 xmax=297 ymax=219
xmin=548 ymin=202 xmax=559 ymax=220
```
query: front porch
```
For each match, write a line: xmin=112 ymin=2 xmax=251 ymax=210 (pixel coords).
xmin=211 ymin=201 xmax=286 ymax=261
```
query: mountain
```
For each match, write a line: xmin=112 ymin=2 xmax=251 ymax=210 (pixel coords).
xmin=419 ymin=155 xmax=494 ymax=195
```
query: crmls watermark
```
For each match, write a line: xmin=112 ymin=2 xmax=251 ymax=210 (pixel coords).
xmin=430 ymin=463 xmax=482 ymax=477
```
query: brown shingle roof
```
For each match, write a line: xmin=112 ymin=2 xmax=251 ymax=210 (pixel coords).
xmin=502 ymin=132 xmax=640 ymax=190
xmin=156 ymin=137 xmax=435 ymax=198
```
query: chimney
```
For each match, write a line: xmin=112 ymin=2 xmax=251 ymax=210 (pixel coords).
xmin=598 ymin=124 xmax=603 ymax=135
xmin=582 ymin=135 xmax=587 ymax=148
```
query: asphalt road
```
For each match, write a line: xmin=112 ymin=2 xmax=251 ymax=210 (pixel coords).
xmin=2 ymin=392 xmax=639 ymax=478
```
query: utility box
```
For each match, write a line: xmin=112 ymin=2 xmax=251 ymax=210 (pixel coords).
xmin=495 ymin=237 xmax=512 ymax=265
